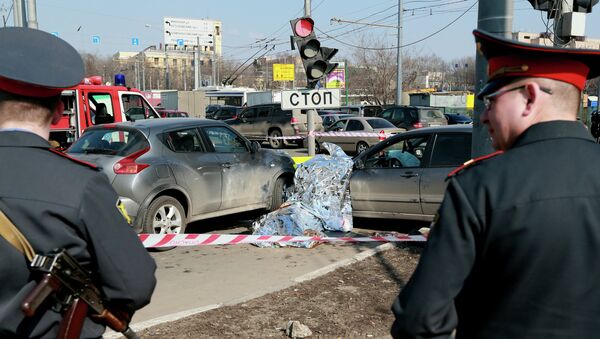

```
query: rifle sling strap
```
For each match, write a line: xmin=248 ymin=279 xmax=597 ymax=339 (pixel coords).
xmin=0 ymin=209 xmax=35 ymax=262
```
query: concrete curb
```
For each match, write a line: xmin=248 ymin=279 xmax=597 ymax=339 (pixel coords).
xmin=104 ymin=242 xmax=396 ymax=338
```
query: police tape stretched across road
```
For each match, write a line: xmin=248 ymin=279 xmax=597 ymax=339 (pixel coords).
xmin=138 ymin=233 xmax=427 ymax=248
xmin=266 ymin=130 xmax=395 ymax=140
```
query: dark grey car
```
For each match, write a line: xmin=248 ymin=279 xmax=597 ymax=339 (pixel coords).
xmin=350 ymin=125 xmax=472 ymax=221
xmin=377 ymin=105 xmax=448 ymax=130
xmin=225 ymin=103 xmax=323 ymax=149
xmin=67 ymin=118 xmax=295 ymax=235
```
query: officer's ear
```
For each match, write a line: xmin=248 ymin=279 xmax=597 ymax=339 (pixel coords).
xmin=522 ymin=82 xmax=540 ymax=118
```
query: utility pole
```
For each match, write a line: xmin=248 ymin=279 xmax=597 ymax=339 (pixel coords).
xmin=195 ymin=36 xmax=201 ymax=90
xmin=26 ymin=0 xmax=36 ymax=28
xmin=212 ymin=26 xmax=217 ymax=86
xmin=472 ymin=0 xmax=513 ymax=157
xmin=164 ymin=45 xmax=170 ymax=89
xmin=13 ymin=0 xmax=22 ymax=26
xmin=396 ymin=0 xmax=403 ymax=105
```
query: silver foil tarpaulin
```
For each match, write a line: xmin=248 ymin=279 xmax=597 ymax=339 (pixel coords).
xmin=252 ymin=143 xmax=354 ymax=248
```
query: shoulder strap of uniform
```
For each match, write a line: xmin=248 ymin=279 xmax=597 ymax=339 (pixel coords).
xmin=48 ymin=148 xmax=98 ymax=170
xmin=447 ymin=150 xmax=504 ymax=179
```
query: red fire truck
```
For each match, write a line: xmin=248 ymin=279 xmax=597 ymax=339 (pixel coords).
xmin=50 ymin=74 xmax=161 ymax=148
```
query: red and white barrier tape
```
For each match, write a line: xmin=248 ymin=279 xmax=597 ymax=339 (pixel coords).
xmin=138 ymin=233 xmax=426 ymax=248
xmin=268 ymin=131 xmax=396 ymax=140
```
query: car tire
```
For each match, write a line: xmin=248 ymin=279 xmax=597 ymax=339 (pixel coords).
xmin=356 ymin=141 xmax=369 ymax=154
xmin=142 ymin=196 xmax=187 ymax=251
xmin=270 ymin=176 xmax=292 ymax=211
xmin=268 ymin=129 xmax=284 ymax=149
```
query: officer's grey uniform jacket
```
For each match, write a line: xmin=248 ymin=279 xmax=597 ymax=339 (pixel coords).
xmin=391 ymin=121 xmax=600 ymax=339
xmin=0 ymin=131 xmax=156 ymax=338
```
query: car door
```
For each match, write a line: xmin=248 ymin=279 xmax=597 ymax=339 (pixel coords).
xmin=201 ymin=125 xmax=269 ymax=209
xmin=237 ymin=107 xmax=258 ymax=136
xmin=344 ymin=119 xmax=367 ymax=152
xmin=252 ymin=105 xmax=272 ymax=138
xmin=419 ymin=132 xmax=472 ymax=215
xmin=350 ymin=134 xmax=430 ymax=217
xmin=165 ymin=128 xmax=223 ymax=215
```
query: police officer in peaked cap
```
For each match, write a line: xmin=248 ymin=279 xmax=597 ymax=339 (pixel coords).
xmin=0 ymin=27 xmax=156 ymax=338
xmin=391 ymin=29 xmax=600 ymax=339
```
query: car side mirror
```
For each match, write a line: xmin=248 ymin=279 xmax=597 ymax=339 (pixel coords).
xmin=250 ymin=140 xmax=260 ymax=153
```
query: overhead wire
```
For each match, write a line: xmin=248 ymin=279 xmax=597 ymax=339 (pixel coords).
xmin=314 ymin=0 xmax=478 ymax=51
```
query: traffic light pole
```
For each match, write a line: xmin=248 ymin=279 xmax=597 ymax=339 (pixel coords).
xmin=396 ymin=0 xmax=403 ymax=105
xmin=305 ymin=0 xmax=316 ymax=156
xmin=472 ymin=0 xmax=513 ymax=157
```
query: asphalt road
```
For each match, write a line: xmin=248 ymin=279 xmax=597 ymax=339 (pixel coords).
xmin=127 ymin=214 xmax=425 ymax=331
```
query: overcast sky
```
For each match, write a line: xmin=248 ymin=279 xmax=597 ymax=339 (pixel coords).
xmin=2 ymin=0 xmax=600 ymax=63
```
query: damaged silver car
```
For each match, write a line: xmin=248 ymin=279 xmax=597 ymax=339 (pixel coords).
xmin=67 ymin=118 xmax=295 ymax=235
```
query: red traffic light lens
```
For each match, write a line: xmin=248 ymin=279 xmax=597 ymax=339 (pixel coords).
xmin=294 ymin=18 xmax=314 ymax=37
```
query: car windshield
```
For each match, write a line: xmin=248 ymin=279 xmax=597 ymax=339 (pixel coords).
xmin=68 ymin=128 xmax=149 ymax=156
xmin=366 ymin=119 xmax=395 ymax=129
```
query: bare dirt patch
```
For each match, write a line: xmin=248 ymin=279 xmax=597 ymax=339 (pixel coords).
xmin=138 ymin=244 xmax=422 ymax=338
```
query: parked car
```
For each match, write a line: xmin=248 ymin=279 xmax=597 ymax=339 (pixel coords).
xmin=350 ymin=125 xmax=472 ymax=221
xmin=225 ymin=103 xmax=323 ymax=149
xmin=320 ymin=113 xmax=355 ymax=128
xmin=444 ymin=112 xmax=473 ymax=125
xmin=209 ymin=105 xmax=244 ymax=120
xmin=313 ymin=117 xmax=405 ymax=155
xmin=377 ymin=105 xmax=447 ymax=130
xmin=205 ymin=104 xmax=221 ymax=117
xmin=155 ymin=108 xmax=189 ymax=118
xmin=66 ymin=118 xmax=295 ymax=235
xmin=338 ymin=104 xmax=383 ymax=117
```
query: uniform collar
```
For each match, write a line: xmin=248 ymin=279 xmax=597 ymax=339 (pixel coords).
xmin=0 ymin=130 xmax=51 ymax=148
xmin=512 ymin=120 xmax=594 ymax=149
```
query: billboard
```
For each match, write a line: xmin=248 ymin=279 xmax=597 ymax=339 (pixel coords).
xmin=325 ymin=61 xmax=345 ymax=89
xmin=163 ymin=17 xmax=219 ymax=47
xmin=273 ymin=64 xmax=295 ymax=81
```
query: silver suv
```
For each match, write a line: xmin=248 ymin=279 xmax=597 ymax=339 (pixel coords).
xmin=67 ymin=118 xmax=295 ymax=235
xmin=225 ymin=103 xmax=323 ymax=149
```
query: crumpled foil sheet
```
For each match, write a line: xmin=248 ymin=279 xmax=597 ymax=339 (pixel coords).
xmin=252 ymin=142 xmax=354 ymax=248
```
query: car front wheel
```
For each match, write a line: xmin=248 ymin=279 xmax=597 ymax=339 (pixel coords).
xmin=269 ymin=176 xmax=293 ymax=211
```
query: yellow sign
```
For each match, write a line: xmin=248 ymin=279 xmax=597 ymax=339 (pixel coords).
xmin=273 ymin=64 xmax=295 ymax=81
xmin=466 ymin=93 xmax=475 ymax=109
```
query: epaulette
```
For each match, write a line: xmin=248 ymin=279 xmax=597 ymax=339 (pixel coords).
xmin=446 ymin=150 xmax=504 ymax=179
xmin=48 ymin=148 xmax=98 ymax=170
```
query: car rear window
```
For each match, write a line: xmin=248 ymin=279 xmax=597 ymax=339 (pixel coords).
xmin=420 ymin=109 xmax=444 ymax=119
xmin=366 ymin=119 xmax=395 ymax=129
xmin=68 ymin=128 xmax=149 ymax=156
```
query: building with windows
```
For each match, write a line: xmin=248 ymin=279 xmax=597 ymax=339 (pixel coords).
xmin=114 ymin=19 xmax=222 ymax=90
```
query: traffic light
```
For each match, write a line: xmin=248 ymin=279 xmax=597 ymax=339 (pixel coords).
xmin=290 ymin=17 xmax=338 ymax=89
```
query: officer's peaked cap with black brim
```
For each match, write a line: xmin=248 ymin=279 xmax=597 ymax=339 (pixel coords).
xmin=0 ymin=27 xmax=84 ymax=98
xmin=474 ymin=29 xmax=600 ymax=100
